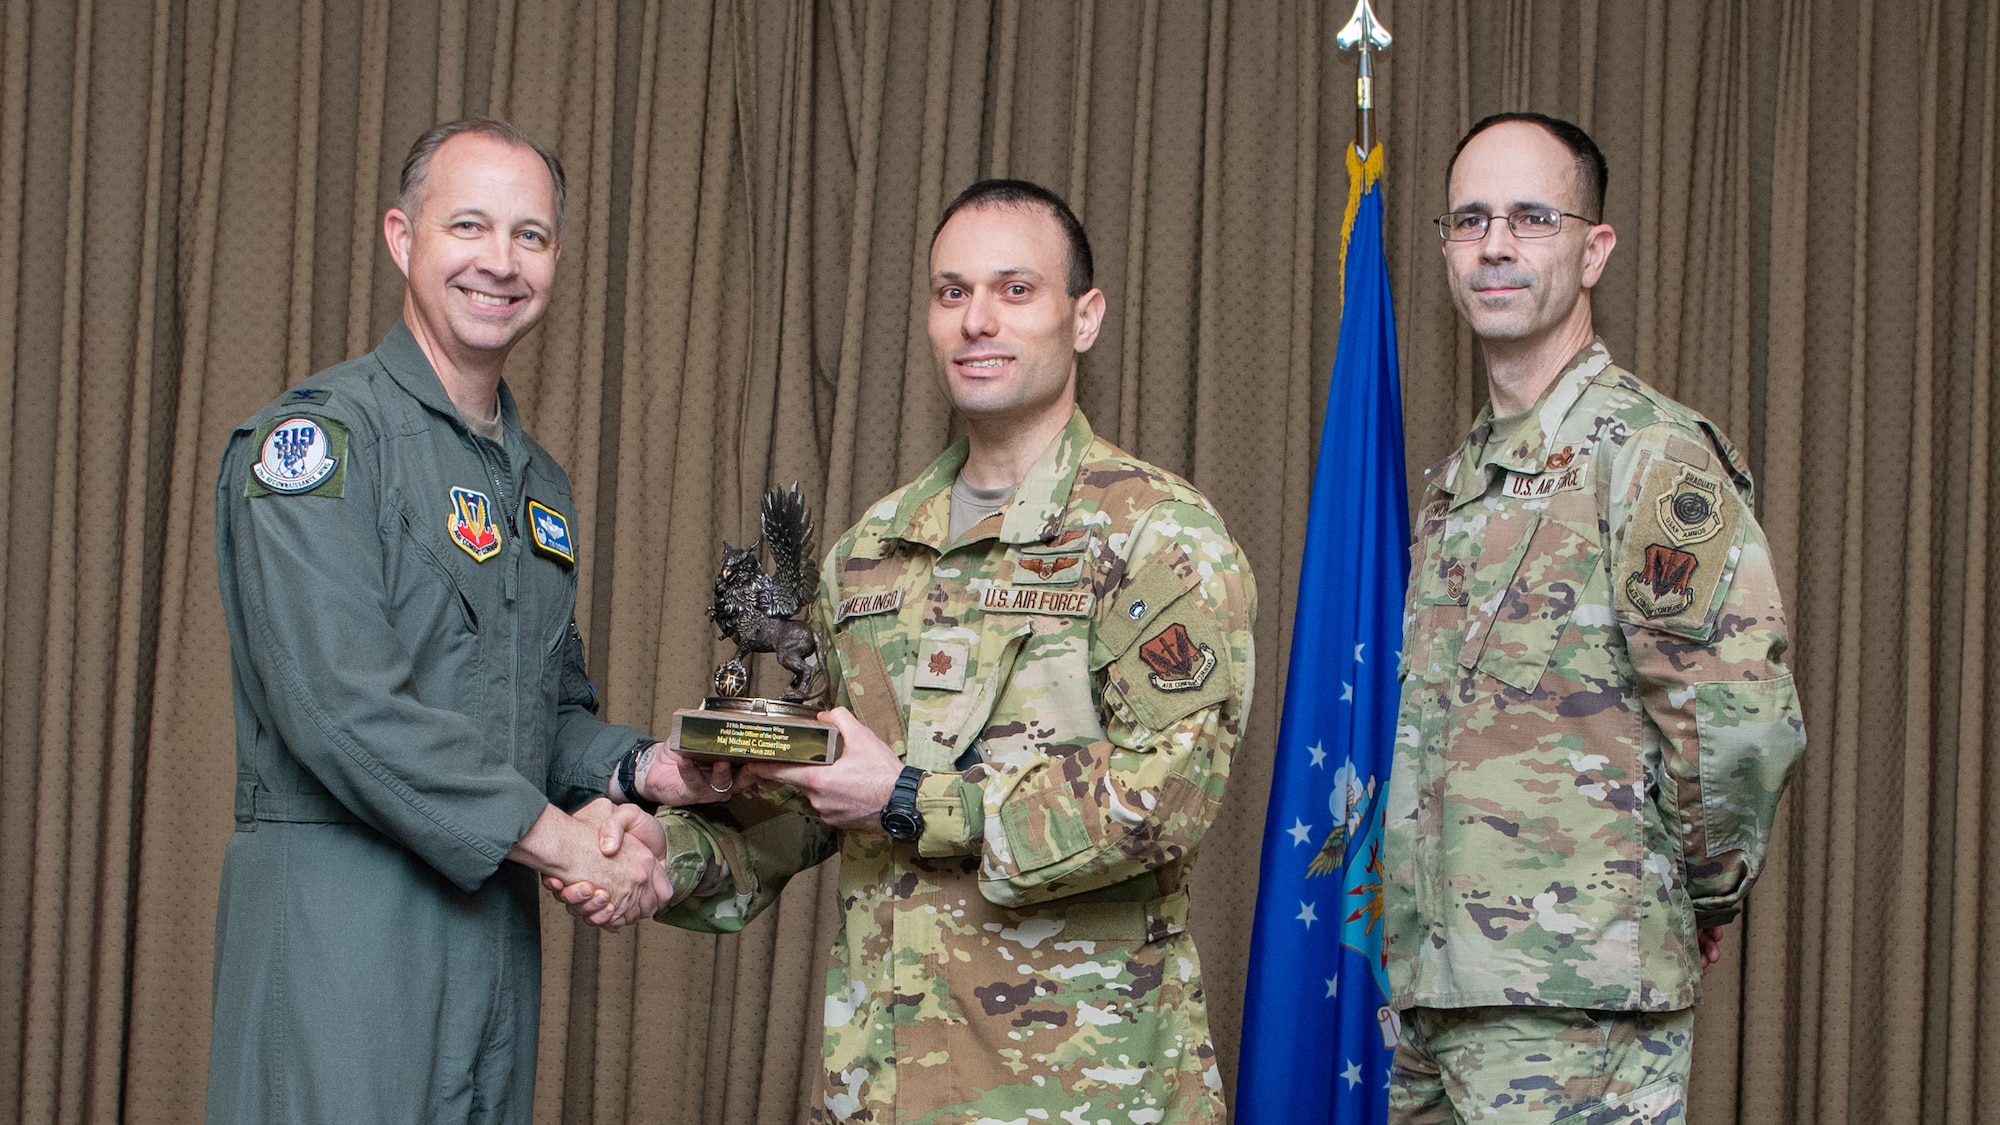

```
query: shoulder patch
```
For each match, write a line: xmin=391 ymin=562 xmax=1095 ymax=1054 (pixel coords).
xmin=1138 ymin=623 xmax=1218 ymax=691
xmin=246 ymin=415 xmax=348 ymax=498
xmin=1112 ymin=611 xmax=1232 ymax=730
xmin=1617 ymin=460 xmax=1739 ymax=638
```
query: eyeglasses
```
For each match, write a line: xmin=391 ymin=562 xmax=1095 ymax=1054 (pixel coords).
xmin=1434 ymin=207 xmax=1599 ymax=241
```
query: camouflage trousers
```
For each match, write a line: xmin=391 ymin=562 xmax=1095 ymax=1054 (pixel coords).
xmin=1388 ymin=1005 xmax=1694 ymax=1123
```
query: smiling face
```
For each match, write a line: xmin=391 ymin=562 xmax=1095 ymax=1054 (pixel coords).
xmin=927 ymin=203 xmax=1104 ymax=432
xmin=1443 ymin=120 xmax=1614 ymax=355
xmin=384 ymin=132 xmax=561 ymax=379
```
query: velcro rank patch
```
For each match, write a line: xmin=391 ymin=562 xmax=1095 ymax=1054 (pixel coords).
xmin=1617 ymin=457 xmax=1739 ymax=639
xmin=914 ymin=637 xmax=969 ymax=692
xmin=246 ymin=414 xmax=348 ymax=498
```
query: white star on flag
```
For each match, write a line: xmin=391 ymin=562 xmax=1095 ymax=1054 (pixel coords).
xmin=1297 ymin=902 xmax=1318 ymax=928
xmin=1354 ymin=643 xmax=1366 ymax=663
xmin=1308 ymin=742 xmax=1327 ymax=768
xmin=1341 ymin=681 xmax=1354 ymax=701
xmin=1288 ymin=819 xmax=1313 ymax=845
xmin=1342 ymin=1060 xmax=1364 ymax=1089
xmin=1325 ymin=976 xmax=1338 ymax=999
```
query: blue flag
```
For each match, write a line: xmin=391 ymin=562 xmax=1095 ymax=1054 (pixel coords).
xmin=1237 ymin=143 xmax=1409 ymax=1125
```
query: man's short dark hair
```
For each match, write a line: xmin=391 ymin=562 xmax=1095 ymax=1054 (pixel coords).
xmin=396 ymin=118 xmax=568 ymax=236
xmin=933 ymin=179 xmax=1094 ymax=298
xmin=1447 ymin=112 xmax=1608 ymax=222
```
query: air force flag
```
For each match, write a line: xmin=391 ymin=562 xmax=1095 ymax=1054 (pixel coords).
xmin=1238 ymin=142 xmax=1410 ymax=1124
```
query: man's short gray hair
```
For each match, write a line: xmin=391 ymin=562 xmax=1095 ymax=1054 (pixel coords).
xmin=395 ymin=118 xmax=567 ymax=236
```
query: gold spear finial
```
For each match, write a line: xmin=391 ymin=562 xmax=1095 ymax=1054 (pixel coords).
xmin=1336 ymin=0 xmax=1393 ymax=158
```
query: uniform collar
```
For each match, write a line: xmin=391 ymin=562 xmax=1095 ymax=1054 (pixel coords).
xmin=1441 ymin=341 xmax=1613 ymax=508
xmin=376 ymin=320 xmax=527 ymax=446
xmin=885 ymin=408 xmax=1094 ymax=552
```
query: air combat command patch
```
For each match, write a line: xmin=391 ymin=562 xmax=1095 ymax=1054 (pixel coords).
xmin=449 ymin=486 xmax=503 ymax=562
xmin=1140 ymin=622 xmax=1217 ymax=692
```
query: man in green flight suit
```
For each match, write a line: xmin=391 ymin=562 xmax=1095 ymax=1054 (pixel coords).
xmin=209 ymin=118 xmax=725 ymax=1124
xmin=1382 ymin=113 xmax=1808 ymax=1122
xmin=570 ymin=179 xmax=1257 ymax=1122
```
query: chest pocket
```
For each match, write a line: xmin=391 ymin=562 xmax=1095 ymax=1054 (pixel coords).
xmin=1457 ymin=491 xmax=1602 ymax=695
xmin=905 ymin=618 xmax=1036 ymax=772
xmin=1401 ymin=508 xmax=1455 ymax=683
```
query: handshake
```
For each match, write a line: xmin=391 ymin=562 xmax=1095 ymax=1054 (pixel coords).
xmin=527 ymin=706 xmax=901 ymax=932
xmin=521 ymin=743 xmax=738 ymax=932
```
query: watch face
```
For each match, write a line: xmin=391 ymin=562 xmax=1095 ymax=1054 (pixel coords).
xmin=882 ymin=809 xmax=923 ymax=841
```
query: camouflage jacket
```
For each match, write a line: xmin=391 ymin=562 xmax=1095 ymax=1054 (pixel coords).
xmin=1382 ymin=343 xmax=1806 ymax=1013
xmin=656 ymin=410 xmax=1256 ymax=1123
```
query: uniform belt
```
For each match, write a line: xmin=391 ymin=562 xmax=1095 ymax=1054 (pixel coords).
xmin=234 ymin=785 xmax=363 ymax=825
xmin=1009 ymin=886 xmax=1191 ymax=943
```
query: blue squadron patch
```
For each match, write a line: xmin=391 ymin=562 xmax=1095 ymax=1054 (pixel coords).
xmin=527 ymin=499 xmax=575 ymax=566
xmin=449 ymin=486 xmax=503 ymax=562
xmin=250 ymin=415 xmax=346 ymax=497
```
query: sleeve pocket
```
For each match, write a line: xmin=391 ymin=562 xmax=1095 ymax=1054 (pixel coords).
xmin=1693 ymin=674 xmax=1806 ymax=859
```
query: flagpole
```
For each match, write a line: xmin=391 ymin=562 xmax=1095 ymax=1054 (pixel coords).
xmin=1337 ymin=0 xmax=1392 ymax=159
xmin=1236 ymin=6 xmax=1407 ymax=1122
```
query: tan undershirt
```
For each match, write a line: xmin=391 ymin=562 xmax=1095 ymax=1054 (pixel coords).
xmin=949 ymin=475 xmax=1016 ymax=542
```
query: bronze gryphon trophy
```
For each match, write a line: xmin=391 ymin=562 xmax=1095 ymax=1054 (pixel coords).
xmin=670 ymin=485 xmax=841 ymax=764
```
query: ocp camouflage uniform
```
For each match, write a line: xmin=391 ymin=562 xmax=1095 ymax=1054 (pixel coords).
xmin=1382 ymin=343 xmax=1805 ymax=1111
xmin=657 ymin=410 xmax=1255 ymax=1124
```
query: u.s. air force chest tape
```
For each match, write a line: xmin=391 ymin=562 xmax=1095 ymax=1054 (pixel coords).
xmin=1617 ymin=450 xmax=1741 ymax=640
xmin=245 ymin=412 xmax=349 ymax=498
xmin=1503 ymin=443 xmax=1591 ymax=501
xmin=975 ymin=529 xmax=1099 ymax=616
xmin=1095 ymin=546 xmax=1232 ymax=730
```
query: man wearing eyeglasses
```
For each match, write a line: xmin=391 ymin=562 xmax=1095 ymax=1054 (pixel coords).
xmin=1380 ymin=113 xmax=1806 ymax=1122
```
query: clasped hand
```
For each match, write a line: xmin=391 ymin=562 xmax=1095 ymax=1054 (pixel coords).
xmin=549 ymin=713 xmax=904 ymax=926
xmin=545 ymin=746 xmax=734 ymax=930
xmin=550 ymin=798 xmax=672 ymax=932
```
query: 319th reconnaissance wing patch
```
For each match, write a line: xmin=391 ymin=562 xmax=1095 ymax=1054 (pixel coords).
xmin=245 ymin=414 xmax=348 ymax=498
xmin=1617 ymin=457 xmax=1741 ymax=639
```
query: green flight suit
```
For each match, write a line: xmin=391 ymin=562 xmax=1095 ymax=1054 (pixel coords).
xmin=656 ymin=410 xmax=1257 ymax=1123
xmin=208 ymin=322 xmax=649 ymax=1124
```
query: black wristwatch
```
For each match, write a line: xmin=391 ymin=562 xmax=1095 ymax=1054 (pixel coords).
xmin=616 ymin=744 xmax=659 ymax=814
xmin=880 ymin=765 xmax=926 ymax=842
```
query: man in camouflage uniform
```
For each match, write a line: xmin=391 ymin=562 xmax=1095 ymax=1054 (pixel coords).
xmin=647 ymin=180 xmax=1255 ymax=1122
xmin=1381 ymin=114 xmax=1806 ymax=1122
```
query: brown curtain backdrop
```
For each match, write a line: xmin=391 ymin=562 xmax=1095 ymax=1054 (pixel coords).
xmin=2 ymin=1 xmax=1994 ymax=1121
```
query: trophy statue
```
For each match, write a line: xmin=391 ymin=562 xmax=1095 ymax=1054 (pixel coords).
xmin=670 ymin=485 xmax=841 ymax=764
